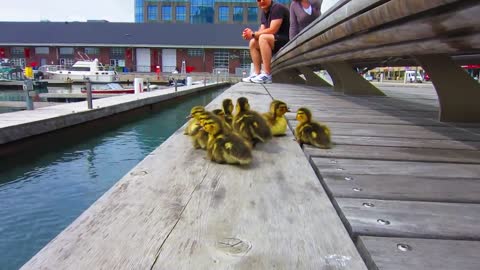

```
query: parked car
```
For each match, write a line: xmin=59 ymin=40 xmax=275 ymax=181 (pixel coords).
xmin=405 ymin=71 xmax=423 ymax=83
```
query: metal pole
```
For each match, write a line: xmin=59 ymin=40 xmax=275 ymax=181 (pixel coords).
xmin=86 ymin=78 xmax=93 ymax=109
xmin=146 ymin=78 xmax=151 ymax=92
xmin=23 ymin=79 xmax=34 ymax=110
xmin=174 ymin=77 xmax=177 ymax=92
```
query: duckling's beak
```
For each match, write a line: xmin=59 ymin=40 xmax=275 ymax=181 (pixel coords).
xmin=186 ymin=114 xmax=193 ymax=119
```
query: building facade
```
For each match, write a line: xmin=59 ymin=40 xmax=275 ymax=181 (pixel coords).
xmin=0 ymin=22 xmax=256 ymax=75
xmin=135 ymin=0 xmax=292 ymax=24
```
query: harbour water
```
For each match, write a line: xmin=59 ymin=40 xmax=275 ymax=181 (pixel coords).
xmin=0 ymin=87 xmax=223 ymax=270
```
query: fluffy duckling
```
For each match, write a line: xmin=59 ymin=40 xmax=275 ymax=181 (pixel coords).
xmin=202 ymin=115 xmax=252 ymax=165
xmin=185 ymin=106 xmax=209 ymax=149
xmin=233 ymin=97 xmax=272 ymax=146
xmin=295 ymin=107 xmax=332 ymax=149
xmin=199 ymin=110 xmax=232 ymax=134
xmin=263 ymin=100 xmax=290 ymax=136
xmin=222 ymin=99 xmax=234 ymax=126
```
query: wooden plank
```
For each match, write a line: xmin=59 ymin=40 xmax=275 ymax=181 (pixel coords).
xmin=289 ymin=122 xmax=480 ymax=141
xmin=312 ymin=158 xmax=480 ymax=178
xmin=336 ymin=198 xmax=480 ymax=240
xmin=22 ymin=83 xmax=367 ymax=270
xmin=305 ymin=144 xmax=480 ymax=163
xmin=274 ymin=1 xmax=480 ymax=72
xmin=321 ymin=173 xmax=480 ymax=203
xmin=286 ymin=114 xmax=442 ymax=126
xmin=326 ymin=135 xmax=480 ymax=150
xmin=357 ymin=236 xmax=480 ymax=270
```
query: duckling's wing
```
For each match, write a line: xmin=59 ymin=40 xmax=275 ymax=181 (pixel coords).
xmin=223 ymin=134 xmax=253 ymax=164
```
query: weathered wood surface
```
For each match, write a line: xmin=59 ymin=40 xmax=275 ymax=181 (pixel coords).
xmin=323 ymin=135 xmax=480 ymax=150
xmin=320 ymin=173 xmax=480 ymax=203
xmin=306 ymin=144 xmax=480 ymax=163
xmin=313 ymin=158 xmax=480 ymax=178
xmin=336 ymin=198 xmax=480 ymax=240
xmin=265 ymin=82 xmax=480 ymax=269
xmin=21 ymin=83 xmax=367 ymax=270
xmin=357 ymin=236 xmax=480 ymax=270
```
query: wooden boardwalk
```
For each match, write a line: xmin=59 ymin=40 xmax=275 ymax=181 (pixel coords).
xmin=21 ymin=83 xmax=367 ymax=270
xmin=267 ymin=83 xmax=480 ymax=270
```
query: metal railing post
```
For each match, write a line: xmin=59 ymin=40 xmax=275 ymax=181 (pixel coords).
xmin=86 ymin=78 xmax=93 ymax=109
xmin=23 ymin=80 xmax=34 ymax=110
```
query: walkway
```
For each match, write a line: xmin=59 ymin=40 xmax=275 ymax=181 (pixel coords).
xmin=20 ymin=82 xmax=480 ymax=269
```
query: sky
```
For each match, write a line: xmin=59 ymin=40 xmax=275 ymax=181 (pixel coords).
xmin=1 ymin=0 xmax=134 ymax=22
xmin=1 ymin=0 xmax=337 ymax=23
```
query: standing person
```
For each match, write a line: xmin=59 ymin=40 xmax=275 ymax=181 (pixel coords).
xmin=242 ymin=0 xmax=290 ymax=84
xmin=289 ymin=0 xmax=322 ymax=40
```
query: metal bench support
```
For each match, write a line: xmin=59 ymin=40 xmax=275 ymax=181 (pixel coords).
xmin=297 ymin=67 xmax=332 ymax=87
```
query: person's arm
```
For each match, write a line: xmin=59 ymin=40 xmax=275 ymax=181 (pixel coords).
xmin=254 ymin=19 xmax=283 ymax=37
xmin=289 ymin=3 xmax=299 ymax=40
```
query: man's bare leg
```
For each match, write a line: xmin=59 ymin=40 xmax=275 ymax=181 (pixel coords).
xmin=249 ymin=39 xmax=262 ymax=75
xmin=258 ymin=34 xmax=275 ymax=74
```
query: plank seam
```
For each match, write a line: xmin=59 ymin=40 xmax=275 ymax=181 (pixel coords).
xmin=149 ymin=169 xmax=210 ymax=270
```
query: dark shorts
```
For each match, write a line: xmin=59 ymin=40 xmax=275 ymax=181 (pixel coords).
xmin=273 ymin=35 xmax=289 ymax=54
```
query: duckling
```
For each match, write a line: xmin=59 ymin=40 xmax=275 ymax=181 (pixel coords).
xmin=263 ymin=100 xmax=290 ymax=136
xmin=222 ymin=99 xmax=234 ymax=126
xmin=295 ymin=107 xmax=332 ymax=149
xmin=199 ymin=110 xmax=233 ymax=134
xmin=232 ymin=97 xmax=272 ymax=146
xmin=202 ymin=115 xmax=252 ymax=165
xmin=185 ymin=106 xmax=209 ymax=149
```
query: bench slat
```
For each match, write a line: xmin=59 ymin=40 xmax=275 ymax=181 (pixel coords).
xmin=337 ymin=198 xmax=480 ymax=240
xmin=357 ymin=236 xmax=480 ymax=270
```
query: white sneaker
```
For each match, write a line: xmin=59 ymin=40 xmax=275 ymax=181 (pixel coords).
xmin=242 ymin=73 xmax=259 ymax=83
xmin=251 ymin=73 xmax=272 ymax=84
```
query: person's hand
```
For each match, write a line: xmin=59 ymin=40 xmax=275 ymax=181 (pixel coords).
xmin=242 ymin=28 xmax=253 ymax=40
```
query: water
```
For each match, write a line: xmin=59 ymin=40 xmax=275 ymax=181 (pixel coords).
xmin=0 ymin=88 xmax=224 ymax=270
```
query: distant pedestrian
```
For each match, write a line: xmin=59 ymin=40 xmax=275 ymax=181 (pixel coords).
xmin=241 ymin=0 xmax=290 ymax=84
xmin=289 ymin=0 xmax=322 ymax=40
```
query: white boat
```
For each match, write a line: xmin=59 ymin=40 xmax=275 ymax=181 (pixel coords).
xmin=40 ymin=58 xmax=118 ymax=83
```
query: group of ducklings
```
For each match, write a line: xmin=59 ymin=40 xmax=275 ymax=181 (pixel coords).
xmin=184 ymin=97 xmax=331 ymax=165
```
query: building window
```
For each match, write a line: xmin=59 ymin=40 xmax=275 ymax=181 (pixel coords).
xmin=85 ymin=47 xmax=100 ymax=55
xmin=240 ymin=50 xmax=251 ymax=69
xmin=35 ymin=47 xmax=49 ymax=55
xmin=147 ymin=5 xmax=158 ymax=20
xmin=176 ymin=6 xmax=186 ymax=21
xmin=188 ymin=49 xmax=204 ymax=57
xmin=218 ymin=6 xmax=229 ymax=22
xmin=111 ymin=47 xmax=125 ymax=57
xmin=248 ymin=7 xmax=258 ymax=22
xmin=135 ymin=0 xmax=144 ymax=22
xmin=214 ymin=50 xmax=229 ymax=69
xmin=59 ymin=47 xmax=74 ymax=55
xmin=162 ymin=6 xmax=172 ymax=21
xmin=11 ymin=58 xmax=26 ymax=68
xmin=11 ymin=47 xmax=24 ymax=55
xmin=233 ymin=7 xmax=243 ymax=23
xmin=191 ymin=0 xmax=214 ymax=24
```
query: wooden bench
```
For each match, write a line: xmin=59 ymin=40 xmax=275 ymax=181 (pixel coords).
xmin=264 ymin=82 xmax=480 ymax=269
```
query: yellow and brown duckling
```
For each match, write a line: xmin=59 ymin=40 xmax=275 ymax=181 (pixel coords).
xmin=200 ymin=110 xmax=233 ymax=134
xmin=185 ymin=106 xmax=209 ymax=149
xmin=263 ymin=100 xmax=290 ymax=136
xmin=222 ymin=98 xmax=234 ymax=126
xmin=295 ymin=107 xmax=331 ymax=149
xmin=202 ymin=115 xmax=252 ymax=165
xmin=232 ymin=97 xmax=272 ymax=146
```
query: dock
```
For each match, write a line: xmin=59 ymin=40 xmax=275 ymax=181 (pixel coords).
xmin=18 ymin=81 xmax=480 ymax=269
